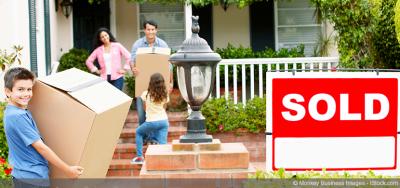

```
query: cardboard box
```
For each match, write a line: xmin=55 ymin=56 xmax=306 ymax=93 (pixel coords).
xmin=28 ymin=68 xmax=132 ymax=178
xmin=135 ymin=47 xmax=171 ymax=97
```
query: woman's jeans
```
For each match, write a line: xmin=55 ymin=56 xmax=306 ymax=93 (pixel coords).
xmin=107 ymin=75 xmax=124 ymax=90
xmin=135 ymin=120 xmax=169 ymax=157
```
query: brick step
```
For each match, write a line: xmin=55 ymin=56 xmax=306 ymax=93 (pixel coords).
xmin=107 ymin=159 xmax=263 ymax=178
xmin=107 ymin=159 xmax=142 ymax=177
xmin=124 ymin=111 xmax=188 ymax=124
xmin=118 ymin=126 xmax=187 ymax=144
xmin=113 ymin=143 xmax=140 ymax=160
xmin=124 ymin=120 xmax=187 ymax=129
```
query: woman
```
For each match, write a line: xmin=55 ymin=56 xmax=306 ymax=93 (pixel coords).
xmin=86 ymin=28 xmax=131 ymax=90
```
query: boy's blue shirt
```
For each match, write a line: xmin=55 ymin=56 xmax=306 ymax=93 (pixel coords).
xmin=4 ymin=105 xmax=49 ymax=179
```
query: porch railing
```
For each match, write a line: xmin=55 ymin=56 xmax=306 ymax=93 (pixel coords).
xmin=214 ymin=56 xmax=340 ymax=105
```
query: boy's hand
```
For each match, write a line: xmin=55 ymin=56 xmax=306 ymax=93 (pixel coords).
xmin=66 ymin=166 xmax=84 ymax=179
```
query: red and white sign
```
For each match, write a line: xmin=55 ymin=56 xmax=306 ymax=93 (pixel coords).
xmin=266 ymin=72 xmax=399 ymax=172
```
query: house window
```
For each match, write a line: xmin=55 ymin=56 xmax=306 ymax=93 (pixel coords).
xmin=139 ymin=3 xmax=185 ymax=51
xmin=275 ymin=0 xmax=322 ymax=56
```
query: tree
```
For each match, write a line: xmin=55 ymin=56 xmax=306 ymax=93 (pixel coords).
xmin=312 ymin=0 xmax=400 ymax=69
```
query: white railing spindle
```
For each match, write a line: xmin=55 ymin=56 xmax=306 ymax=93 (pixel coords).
xmin=250 ymin=64 xmax=254 ymax=99
xmin=224 ymin=64 xmax=229 ymax=100
xmin=242 ymin=64 xmax=246 ymax=105
xmin=216 ymin=64 xmax=220 ymax=98
xmin=233 ymin=64 xmax=237 ymax=104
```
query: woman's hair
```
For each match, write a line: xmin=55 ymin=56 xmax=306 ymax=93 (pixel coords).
xmin=147 ymin=73 xmax=167 ymax=103
xmin=92 ymin=27 xmax=117 ymax=50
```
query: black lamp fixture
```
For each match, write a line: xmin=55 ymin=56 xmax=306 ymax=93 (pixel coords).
xmin=59 ymin=0 xmax=73 ymax=18
xmin=169 ymin=16 xmax=221 ymax=143
xmin=220 ymin=0 xmax=229 ymax=11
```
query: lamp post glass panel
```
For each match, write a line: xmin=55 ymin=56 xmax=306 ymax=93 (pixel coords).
xmin=170 ymin=16 xmax=221 ymax=143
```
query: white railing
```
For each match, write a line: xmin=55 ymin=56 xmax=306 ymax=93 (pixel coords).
xmin=214 ymin=56 xmax=340 ymax=105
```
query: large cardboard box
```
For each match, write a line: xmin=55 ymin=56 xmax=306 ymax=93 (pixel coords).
xmin=135 ymin=47 xmax=171 ymax=97
xmin=28 ymin=68 xmax=132 ymax=178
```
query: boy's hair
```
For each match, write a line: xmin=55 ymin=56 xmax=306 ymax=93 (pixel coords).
xmin=143 ymin=20 xmax=158 ymax=29
xmin=4 ymin=67 xmax=35 ymax=90
xmin=147 ymin=73 xmax=167 ymax=103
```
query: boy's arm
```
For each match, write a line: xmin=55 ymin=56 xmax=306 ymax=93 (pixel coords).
xmin=32 ymin=140 xmax=83 ymax=178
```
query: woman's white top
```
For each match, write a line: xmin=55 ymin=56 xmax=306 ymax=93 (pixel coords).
xmin=103 ymin=52 xmax=112 ymax=75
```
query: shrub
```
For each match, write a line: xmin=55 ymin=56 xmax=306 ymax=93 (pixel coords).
xmin=0 ymin=157 xmax=12 ymax=179
xmin=0 ymin=102 xmax=8 ymax=159
xmin=312 ymin=0 xmax=400 ymax=69
xmin=0 ymin=45 xmax=23 ymax=71
xmin=58 ymin=48 xmax=90 ymax=72
xmin=202 ymin=97 xmax=266 ymax=133
xmin=373 ymin=0 xmax=400 ymax=69
xmin=124 ymin=75 xmax=136 ymax=110
xmin=249 ymin=169 xmax=399 ymax=179
xmin=215 ymin=44 xmax=304 ymax=87
xmin=216 ymin=43 xmax=304 ymax=59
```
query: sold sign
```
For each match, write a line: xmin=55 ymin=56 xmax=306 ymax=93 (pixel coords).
xmin=266 ymin=72 xmax=399 ymax=172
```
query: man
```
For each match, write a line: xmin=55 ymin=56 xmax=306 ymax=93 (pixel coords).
xmin=130 ymin=20 xmax=173 ymax=143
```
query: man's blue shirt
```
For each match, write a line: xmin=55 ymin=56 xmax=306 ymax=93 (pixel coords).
xmin=130 ymin=36 xmax=168 ymax=63
xmin=4 ymin=105 xmax=49 ymax=179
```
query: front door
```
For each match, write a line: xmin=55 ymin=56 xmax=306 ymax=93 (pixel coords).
xmin=250 ymin=0 xmax=274 ymax=51
xmin=73 ymin=0 xmax=110 ymax=52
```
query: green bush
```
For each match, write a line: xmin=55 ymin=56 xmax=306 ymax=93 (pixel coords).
xmin=373 ymin=0 xmax=400 ymax=69
xmin=124 ymin=75 xmax=136 ymax=110
xmin=249 ymin=169 xmax=399 ymax=180
xmin=216 ymin=43 xmax=305 ymax=59
xmin=202 ymin=97 xmax=266 ymax=133
xmin=215 ymin=44 xmax=304 ymax=87
xmin=312 ymin=0 xmax=400 ymax=69
xmin=0 ymin=102 xmax=8 ymax=159
xmin=58 ymin=48 xmax=90 ymax=72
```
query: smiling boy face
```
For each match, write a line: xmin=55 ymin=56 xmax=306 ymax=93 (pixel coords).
xmin=5 ymin=79 xmax=34 ymax=109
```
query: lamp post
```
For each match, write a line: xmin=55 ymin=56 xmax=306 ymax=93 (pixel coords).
xmin=60 ymin=0 xmax=73 ymax=18
xmin=170 ymin=16 xmax=221 ymax=143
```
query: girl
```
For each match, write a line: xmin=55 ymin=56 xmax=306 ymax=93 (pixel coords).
xmin=131 ymin=73 xmax=169 ymax=164
xmin=85 ymin=27 xmax=131 ymax=90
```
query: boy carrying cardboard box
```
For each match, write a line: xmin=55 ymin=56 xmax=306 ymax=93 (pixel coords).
xmin=3 ymin=67 xmax=83 ymax=187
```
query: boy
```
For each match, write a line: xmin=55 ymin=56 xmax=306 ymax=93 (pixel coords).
xmin=3 ymin=67 xmax=83 ymax=187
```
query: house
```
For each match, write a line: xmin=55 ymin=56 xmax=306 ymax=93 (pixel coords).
xmin=0 ymin=0 xmax=337 ymax=100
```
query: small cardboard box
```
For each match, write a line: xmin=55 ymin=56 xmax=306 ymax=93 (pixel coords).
xmin=28 ymin=68 xmax=132 ymax=178
xmin=135 ymin=47 xmax=171 ymax=97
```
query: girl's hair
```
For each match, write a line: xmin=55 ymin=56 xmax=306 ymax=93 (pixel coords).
xmin=92 ymin=27 xmax=117 ymax=50
xmin=147 ymin=73 xmax=167 ymax=103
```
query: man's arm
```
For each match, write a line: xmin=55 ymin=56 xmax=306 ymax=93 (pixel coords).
xmin=130 ymin=40 xmax=140 ymax=76
xmin=32 ymin=140 xmax=83 ymax=178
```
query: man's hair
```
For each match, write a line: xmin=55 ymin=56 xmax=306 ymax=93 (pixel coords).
xmin=4 ymin=67 xmax=35 ymax=90
xmin=143 ymin=20 xmax=158 ymax=29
